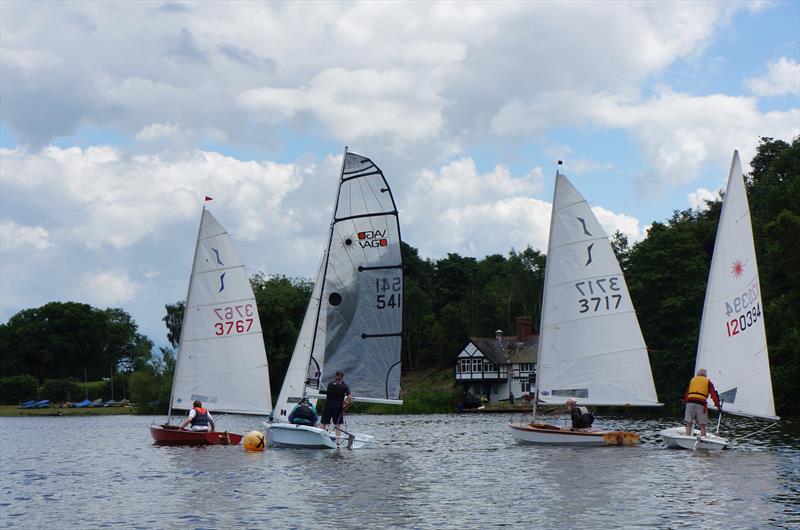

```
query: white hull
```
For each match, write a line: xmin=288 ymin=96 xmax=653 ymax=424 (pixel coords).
xmin=660 ymin=426 xmax=728 ymax=451
xmin=264 ymin=423 xmax=375 ymax=449
xmin=508 ymin=422 xmax=640 ymax=447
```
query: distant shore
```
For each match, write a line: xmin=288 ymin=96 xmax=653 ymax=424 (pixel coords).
xmin=0 ymin=404 xmax=136 ymax=417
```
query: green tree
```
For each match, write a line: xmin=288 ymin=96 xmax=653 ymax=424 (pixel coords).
xmin=0 ymin=302 xmax=153 ymax=382
xmin=250 ymin=273 xmax=313 ymax=399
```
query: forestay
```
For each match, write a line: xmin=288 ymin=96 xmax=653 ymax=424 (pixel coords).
xmin=170 ymin=208 xmax=272 ymax=415
xmin=536 ymin=173 xmax=660 ymax=407
xmin=272 ymin=151 xmax=403 ymax=422
xmin=695 ymin=151 xmax=777 ymax=420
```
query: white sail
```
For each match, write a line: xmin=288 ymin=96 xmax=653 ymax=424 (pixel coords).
xmin=695 ymin=151 xmax=777 ymax=420
xmin=272 ymin=256 xmax=326 ymax=421
xmin=536 ymin=173 xmax=660 ymax=407
xmin=170 ymin=208 xmax=272 ymax=415
xmin=272 ymin=150 xmax=403 ymax=423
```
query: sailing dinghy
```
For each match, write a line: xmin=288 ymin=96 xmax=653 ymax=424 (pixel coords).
xmin=150 ymin=206 xmax=272 ymax=445
xmin=509 ymin=171 xmax=662 ymax=446
xmin=265 ymin=149 xmax=404 ymax=449
xmin=660 ymin=151 xmax=778 ymax=451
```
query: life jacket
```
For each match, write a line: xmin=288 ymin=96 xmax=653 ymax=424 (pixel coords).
xmin=289 ymin=403 xmax=317 ymax=425
xmin=687 ymin=376 xmax=711 ymax=404
xmin=191 ymin=406 xmax=210 ymax=427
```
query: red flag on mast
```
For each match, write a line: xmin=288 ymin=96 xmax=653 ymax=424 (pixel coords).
xmin=204 ymin=196 xmax=213 ymax=202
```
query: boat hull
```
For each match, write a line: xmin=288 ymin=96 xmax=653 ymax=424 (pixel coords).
xmin=659 ymin=426 xmax=728 ymax=451
xmin=509 ymin=422 xmax=640 ymax=446
xmin=265 ymin=423 xmax=375 ymax=449
xmin=149 ymin=425 xmax=243 ymax=446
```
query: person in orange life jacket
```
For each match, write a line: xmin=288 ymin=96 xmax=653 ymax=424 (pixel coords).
xmin=684 ymin=368 xmax=721 ymax=437
xmin=566 ymin=398 xmax=594 ymax=429
xmin=320 ymin=371 xmax=352 ymax=445
xmin=179 ymin=400 xmax=216 ymax=431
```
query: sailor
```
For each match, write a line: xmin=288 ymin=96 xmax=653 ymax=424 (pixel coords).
xmin=566 ymin=398 xmax=594 ymax=429
xmin=320 ymin=371 xmax=352 ymax=445
xmin=684 ymin=368 xmax=721 ymax=437
xmin=179 ymin=400 xmax=216 ymax=431
xmin=288 ymin=398 xmax=318 ymax=426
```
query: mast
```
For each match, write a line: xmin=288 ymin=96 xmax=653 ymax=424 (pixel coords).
xmin=530 ymin=169 xmax=560 ymax=423
xmin=302 ymin=146 xmax=350 ymax=398
xmin=167 ymin=204 xmax=206 ymax=424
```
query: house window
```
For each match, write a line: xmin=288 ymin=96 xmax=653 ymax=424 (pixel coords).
xmin=483 ymin=362 xmax=495 ymax=372
xmin=472 ymin=358 xmax=482 ymax=373
xmin=459 ymin=359 xmax=471 ymax=373
xmin=520 ymin=379 xmax=531 ymax=392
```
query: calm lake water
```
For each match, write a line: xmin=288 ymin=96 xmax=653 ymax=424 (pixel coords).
xmin=1 ymin=413 xmax=798 ymax=529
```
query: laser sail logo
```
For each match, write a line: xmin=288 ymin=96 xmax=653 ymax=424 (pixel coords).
xmin=355 ymin=230 xmax=388 ymax=248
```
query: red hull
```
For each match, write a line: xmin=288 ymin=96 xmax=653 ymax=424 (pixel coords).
xmin=149 ymin=424 xmax=243 ymax=446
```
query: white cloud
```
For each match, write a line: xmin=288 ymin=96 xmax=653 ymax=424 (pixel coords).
xmin=0 ymin=221 xmax=53 ymax=250
xmin=1 ymin=146 xmax=304 ymax=249
xmin=81 ymin=269 xmax=139 ymax=306
xmin=491 ymin=87 xmax=799 ymax=191
xmin=240 ymin=67 xmax=446 ymax=149
xmin=591 ymin=206 xmax=647 ymax=243
xmin=688 ymin=187 xmax=721 ymax=210
xmin=746 ymin=57 xmax=800 ymax=97
xmin=135 ymin=122 xmax=182 ymax=142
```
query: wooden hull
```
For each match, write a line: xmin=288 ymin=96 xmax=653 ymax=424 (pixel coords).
xmin=265 ymin=422 xmax=375 ymax=449
xmin=660 ymin=426 xmax=728 ymax=451
xmin=509 ymin=422 xmax=640 ymax=446
xmin=149 ymin=424 xmax=243 ymax=446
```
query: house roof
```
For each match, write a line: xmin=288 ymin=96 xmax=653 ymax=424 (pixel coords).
xmin=469 ymin=336 xmax=538 ymax=365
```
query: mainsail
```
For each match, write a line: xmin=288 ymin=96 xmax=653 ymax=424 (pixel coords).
xmin=695 ymin=151 xmax=777 ymax=420
xmin=535 ymin=172 xmax=660 ymax=407
xmin=273 ymin=150 xmax=403 ymax=421
xmin=169 ymin=208 xmax=272 ymax=415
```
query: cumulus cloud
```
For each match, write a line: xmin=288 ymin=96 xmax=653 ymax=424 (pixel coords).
xmin=746 ymin=57 xmax=800 ymax=97
xmin=591 ymin=206 xmax=647 ymax=243
xmin=492 ymin=87 xmax=799 ymax=192
xmin=135 ymin=122 xmax=182 ymax=142
xmin=0 ymin=1 xmax=751 ymax=151
xmin=81 ymin=269 xmax=139 ymax=306
xmin=0 ymin=221 xmax=53 ymax=250
xmin=240 ymin=67 xmax=446 ymax=149
xmin=688 ymin=187 xmax=721 ymax=211
xmin=1 ymin=146 xmax=304 ymax=249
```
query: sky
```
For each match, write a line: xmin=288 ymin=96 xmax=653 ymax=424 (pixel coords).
xmin=1 ymin=1 xmax=798 ymax=348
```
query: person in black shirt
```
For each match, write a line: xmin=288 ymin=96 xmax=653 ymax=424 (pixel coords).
xmin=321 ymin=371 xmax=352 ymax=445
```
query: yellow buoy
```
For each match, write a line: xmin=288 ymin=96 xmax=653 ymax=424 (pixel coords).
xmin=243 ymin=430 xmax=266 ymax=452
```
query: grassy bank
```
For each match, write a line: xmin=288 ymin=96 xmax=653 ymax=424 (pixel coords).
xmin=0 ymin=404 xmax=136 ymax=417
xmin=348 ymin=368 xmax=460 ymax=414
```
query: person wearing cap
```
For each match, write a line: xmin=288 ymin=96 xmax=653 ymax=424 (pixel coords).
xmin=178 ymin=399 xmax=216 ymax=431
xmin=566 ymin=398 xmax=594 ymax=429
xmin=684 ymin=368 xmax=721 ymax=437
xmin=320 ymin=371 xmax=352 ymax=445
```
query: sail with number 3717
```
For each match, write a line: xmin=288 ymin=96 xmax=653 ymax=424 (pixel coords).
xmin=509 ymin=171 xmax=661 ymax=446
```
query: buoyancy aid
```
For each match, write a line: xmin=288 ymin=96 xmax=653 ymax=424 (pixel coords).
xmin=191 ymin=406 xmax=210 ymax=427
xmin=289 ymin=403 xmax=317 ymax=425
xmin=687 ymin=376 xmax=710 ymax=403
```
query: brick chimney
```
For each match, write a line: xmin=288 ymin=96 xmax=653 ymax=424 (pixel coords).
xmin=515 ymin=316 xmax=533 ymax=339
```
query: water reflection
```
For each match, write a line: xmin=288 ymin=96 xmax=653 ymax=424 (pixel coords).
xmin=0 ymin=414 xmax=798 ymax=528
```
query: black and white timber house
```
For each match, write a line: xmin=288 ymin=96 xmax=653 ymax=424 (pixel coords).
xmin=454 ymin=316 xmax=538 ymax=405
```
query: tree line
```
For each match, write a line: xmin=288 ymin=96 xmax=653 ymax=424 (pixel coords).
xmin=1 ymin=137 xmax=796 ymax=415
